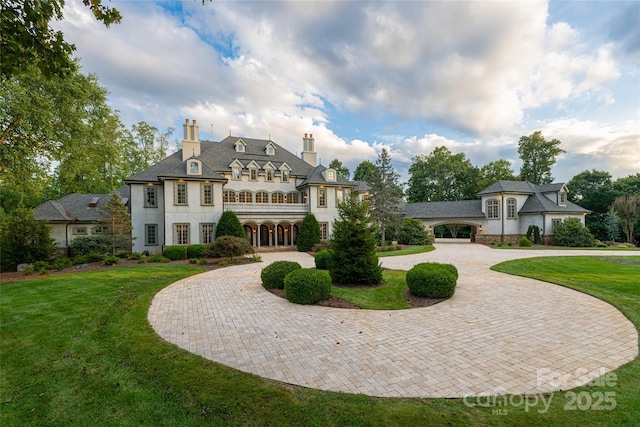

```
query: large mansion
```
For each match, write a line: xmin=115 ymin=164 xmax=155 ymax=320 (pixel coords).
xmin=35 ymin=119 xmax=590 ymax=252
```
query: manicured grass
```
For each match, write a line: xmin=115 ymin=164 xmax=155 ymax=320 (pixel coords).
xmin=2 ymin=258 xmax=639 ymax=426
xmin=377 ymin=245 xmax=435 ymax=257
xmin=330 ymin=270 xmax=411 ymax=309
xmin=490 ymin=256 xmax=640 ymax=426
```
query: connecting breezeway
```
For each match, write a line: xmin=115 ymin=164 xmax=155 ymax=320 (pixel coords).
xmin=148 ymin=244 xmax=638 ymax=398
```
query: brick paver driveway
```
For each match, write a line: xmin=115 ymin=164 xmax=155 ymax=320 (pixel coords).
xmin=148 ymin=243 xmax=638 ymax=398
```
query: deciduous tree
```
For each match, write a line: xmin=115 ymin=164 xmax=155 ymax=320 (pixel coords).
xmin=406 ymin=146 xmax=480 ymax=202
xmin=612 ymin=195 xmax=640 ymax=243
xmin=517 ymin=131 xmax=565 ymax=185
xmin=353 ymin=160 xmax=377 ymax=183
xmin=328 ymin=159 xmax=350 ymax=180
xmin=0 ymin=202 xmax=56 ymax=272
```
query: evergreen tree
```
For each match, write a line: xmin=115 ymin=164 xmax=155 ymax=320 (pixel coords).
xmin=370 ymin=148 xmax=403 ymax=244
xmin=98 ymin=190 xmax=133 ymax=256
xmin=296 ymin=213 xmax=321 ymax=252
xmin=329 ymin=194 xmax=382 ymax=286
xmin=0 ymin=202 xmax=56 ymax=271
xmin=215 ymin=211 xmax=245 ymax=239
xmin=353 ymin=160 xmax=378 ymax=183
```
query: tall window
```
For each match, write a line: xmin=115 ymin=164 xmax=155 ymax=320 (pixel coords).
xmin=145 ymin=224 xmax=158 ymax=245
xmin=552 ymin=218 xmax=562 ymax=232
xmin=223 ymin=190 xmax=236 ymax=203
xmin=507 ymin=198 xmax=517 ymax=219
xmin=201 ymin=183 xmax=213 ymax=205
xmin=174 ymin=223 xmax=190 ymax=245
xmin=238 ymin=191 xmax=252 ymax=203
xmin=281 ymin=170 xmax=289 ymax=182
xmin=265 ymin=169 xmax=274 ymax=182
xmin=175 ymin=182 xmax=187 ymax=205
xmin=487 ymin=199 xmax=499 ymax=219
xmin=250 ymin=168 xmax=258 ymax=181
xmin=271 ymin=192 xmax=284 ymax=204
xmin=319 ymin=222 xmax=328 ymax=240
xmin=145 ymin=186 xmax=157 ymax=207
xmin=200 ymin=223 xmax=215 ymax=244
xmin=327 ymin=170 xmax=335 ymax=181
xmin=318 ymin=188 xmax=327 ymax=207
xmin=256 ymin=191 xmax=269 ymax=203
xmin=287 ymin=192 xmax=299 ymax=203
xmin=336 ymin=188 xmax=345 ymax=205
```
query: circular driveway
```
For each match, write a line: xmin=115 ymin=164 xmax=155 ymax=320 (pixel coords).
xmin=148 ymin=244 xmax=638 ymax=398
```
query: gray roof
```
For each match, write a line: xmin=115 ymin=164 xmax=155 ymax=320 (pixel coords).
xmin=477 ymin=180 xmax=538 ymax=195
xmin=125 ymin=135 xmax=354 ymax=189
xmin=297 ymin=165 xmax=351 ymax=187
xmin=519 ymin=194 xmax=589 ymax=214
xmin=35 ymin=186 xmax=130 ymax=223
xmin=405 ymin=200 xmax=484 ymax=219
xmin=350 ymin=180 xmax=371 ymax=192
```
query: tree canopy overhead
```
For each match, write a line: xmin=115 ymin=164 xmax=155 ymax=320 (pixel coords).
xmin=328 ymin=159 xmax=350 ymax=180
xmin=1 ymin=0 xmax=122 ymax=79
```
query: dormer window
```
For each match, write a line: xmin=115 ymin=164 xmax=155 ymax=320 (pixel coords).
xmin=187 ymin=159 xmax=202 ymax=176
xmin=559 ymin=192 xmax=566 ymax=205
xmin=234 ymin=139 xmax=246 ymax=153
xmin=326 ymin=169 xmax=336 ymax=182
xmin=264 ymin=142 xmax=276 ymax=155
xmin=282 ymin=170 xmax=289 ymax=182
xmin=266 ymin=169 xmax=274 ymax=182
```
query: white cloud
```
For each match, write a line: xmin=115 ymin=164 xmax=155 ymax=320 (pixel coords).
xmin=53 ymin=1 xmax=636 ymax=186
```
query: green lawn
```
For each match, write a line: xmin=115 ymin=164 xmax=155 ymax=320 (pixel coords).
xmin=331 ymin=270 xmax=412 ymax=309
xmin=2 ymin=258 xmax=639 ymax=426
xmin=377 ymin=245 xmax=435 ymax=257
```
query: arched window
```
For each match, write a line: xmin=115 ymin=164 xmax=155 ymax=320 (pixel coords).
xmin=271 ymin=192 xmax=285 ymax=204
xmin=487 ymin=199 xmax=499 ymax=219
xmin=238 ymin=191 xmax=252 ymax=203
xmin=255 ymin=191 xmax=269 ymax=203
xmin=507 ymin=198 xmax=517 ymax=219
xmin=223 ymin=190 xmax=236 ymax=203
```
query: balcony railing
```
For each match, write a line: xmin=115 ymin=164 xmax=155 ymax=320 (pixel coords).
xmin=223 ymin=202 xmax=309 ymax=214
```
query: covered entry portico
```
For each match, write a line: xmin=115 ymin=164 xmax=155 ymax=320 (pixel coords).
xmin=242 ymin=221 xmax=301 ymax=248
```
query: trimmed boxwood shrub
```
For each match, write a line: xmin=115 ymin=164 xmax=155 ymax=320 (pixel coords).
xmin=519 ymin=237 xmax=532 ymax=247
xmin=314 ymin=249 xmax=333 ymax=270
xmin=284 ymin=268 xmax=332 ymax=305
xmin=163 ymin=245 xmax=187 ymax=261
xmin=406 ymin=262 xmax=457 ymax=298
xmin=187 ymin=244 xmax=205 ymax=259
xmin=261 ymin=261 xmax=302 ymax=289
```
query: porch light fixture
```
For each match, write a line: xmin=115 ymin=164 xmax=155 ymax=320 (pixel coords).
xmin=479 ymin=226 xmax=484 ymax=232
xmin=428 ymin=226 xmax=433 ymax=232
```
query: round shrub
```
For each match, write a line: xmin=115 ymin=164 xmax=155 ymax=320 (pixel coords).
xmin=261 ymin=261 xmax=302 ymax=289
xmin=406 ymin=262 xmax=457 ymax=298
xmin=206 ymin=236 xmax=253 ymax=259
xmin=163 ymin=245 xmax=186 ymax=261
xmin=52 ymin=257 xmax=72 ymax=270
xmin=314 ymin=249 xmax=333 ymax=270
xmin=519 ymin=237 xmax=532 ymax=247
xmin=284 ymin=269 xmax=332 ymax=305
xmin=187 ymin=244 xmax=205 ymax=259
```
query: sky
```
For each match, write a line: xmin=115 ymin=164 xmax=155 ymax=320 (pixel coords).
xmin=55 ymin=0 xmax=639 ymax=184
